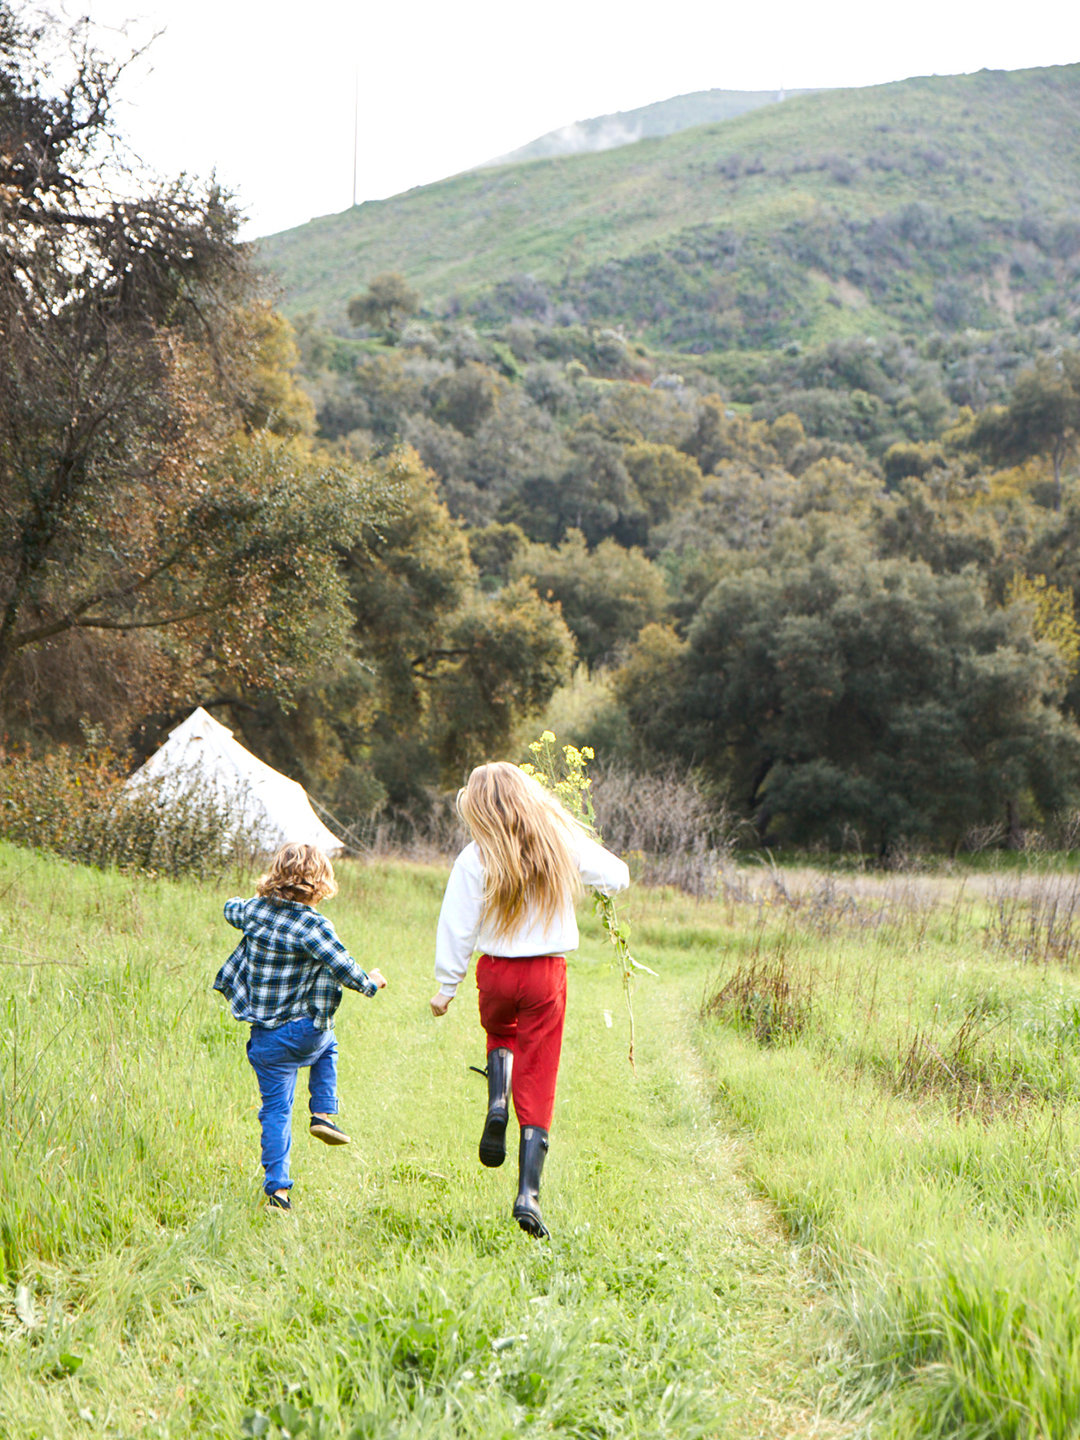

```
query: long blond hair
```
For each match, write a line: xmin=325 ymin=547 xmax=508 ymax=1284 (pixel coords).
xmin=458 ymin=762 xmax=581 ymax=938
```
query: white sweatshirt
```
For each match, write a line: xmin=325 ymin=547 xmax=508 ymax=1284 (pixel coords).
xmin=434 ymin=836 xmax=630 ymax=996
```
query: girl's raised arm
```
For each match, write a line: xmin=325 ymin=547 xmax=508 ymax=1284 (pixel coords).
xmin=575 ymin=835 xmax=630 ymax=896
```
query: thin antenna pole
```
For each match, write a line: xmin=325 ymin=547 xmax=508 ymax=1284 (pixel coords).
xmin=352 ymin=68 xmax=359 ymax=207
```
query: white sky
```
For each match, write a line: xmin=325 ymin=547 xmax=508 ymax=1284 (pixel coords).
xmin=85 ymin=0 xmax=1080 ymax=239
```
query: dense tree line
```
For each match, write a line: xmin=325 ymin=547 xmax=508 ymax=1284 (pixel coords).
xmin=289 ymin=274 xmax=1080 ymax=850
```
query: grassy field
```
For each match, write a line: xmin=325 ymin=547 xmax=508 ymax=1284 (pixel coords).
xmin=5 ymin=848 xmax=1080 ymax=1437
xmin=259 ymin=64 xmax=1080 ymax=334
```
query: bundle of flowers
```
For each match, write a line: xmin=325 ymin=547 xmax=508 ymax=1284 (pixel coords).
xmin=521 ymin=731 xmax=655 ymax=1067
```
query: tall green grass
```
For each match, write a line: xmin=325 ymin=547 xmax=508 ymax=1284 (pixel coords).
xmin=699 ymin=869 xmax=1080 ymax=1437
xmin=0 ymin=846 xmax=827 ymax=1438
xmin=14 ymin=842 xmax=1080 ymax=1437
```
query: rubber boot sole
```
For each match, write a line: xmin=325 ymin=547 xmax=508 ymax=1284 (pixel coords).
xmin=513 ymin=1202 xmax=549 ymax=1239
xmin=478 ymin=1110 xmax=508 ymax=1167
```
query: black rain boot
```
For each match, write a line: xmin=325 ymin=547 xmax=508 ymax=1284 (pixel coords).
xmin=513 ymin=1126 xmax=550 ymax=1239
xmin=478 ymin=1048 xmax=513 ymax=1168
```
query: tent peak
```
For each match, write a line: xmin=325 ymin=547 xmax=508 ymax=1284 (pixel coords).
xmin=167 ymin=706 xmax=234 ymax=741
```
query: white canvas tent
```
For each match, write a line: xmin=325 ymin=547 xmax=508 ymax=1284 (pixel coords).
xmin=127 ymin=707 xmax=344 ymax=856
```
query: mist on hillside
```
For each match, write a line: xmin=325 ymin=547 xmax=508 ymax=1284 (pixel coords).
xmin=480 ymin=83 xmax=823 ymax=167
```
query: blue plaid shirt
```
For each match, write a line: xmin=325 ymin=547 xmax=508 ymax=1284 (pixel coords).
xmin=214 ymin=896 xmax=378 ymax=1031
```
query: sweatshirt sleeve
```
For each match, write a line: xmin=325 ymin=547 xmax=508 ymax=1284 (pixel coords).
xmin=576 ymin=835 xmax=630 ymax=896
xmin=434 ymin=848 xmax=485 ymax=997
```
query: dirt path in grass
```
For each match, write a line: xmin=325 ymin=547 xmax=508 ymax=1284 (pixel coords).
xmin=323 ymin=873 xmax=854 ymax=1437
xmin=574 ymin=966 xmax=848 ymax=1439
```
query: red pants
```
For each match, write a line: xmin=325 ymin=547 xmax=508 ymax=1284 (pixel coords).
xmin=476 ymin=954 xmax=566 ymax=1130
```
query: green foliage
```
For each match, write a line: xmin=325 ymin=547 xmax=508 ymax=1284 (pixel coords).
xmin=973 ymin=354 xmax=1080 ymax=509
xmin=346 ymin=272 xmax=420 ymax=339
xmin=191 ymin=432 xmax=394 ymax=702
xmin=241 ymin=305 xmax=318 ymax=438
xmin=176 ymin=307 xmax=1080 ymax=849
xmin=0 ymin=8 xmax=403 ymax=752
xmin=14 ymin=10 xmax=1080 ymax=854
xmin=430 ymin=362 xmax=507 ymax=436
xmin=510 ymin=529 xmax=668 ymax=670
xmin=882 ymin=439 xmax=948 ymax=487
xmin=431 ymin=580 xmax=576 ymax=777
xmin=467 ymin=521 xmax=526 ymax=586
xmin=612 ymin=624 xmax=691 ymax=758
xmin=621 ymin=538 xmax=1080 ymax=850
xmin=234 ymin=450 xmax=575 ymax=808
xmin=622 ymin=441 xmax=703 ymax=525
xmin=1004 ymin=572 xmax=1080 ymax=678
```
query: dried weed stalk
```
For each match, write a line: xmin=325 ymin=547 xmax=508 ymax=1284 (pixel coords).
xmin=986 ymin=873 xmax=1080 ymax=967
xmin=892 ymin=1009 xmax=1027 ymax=1120
xmin=701 ymin=939 xmax=814 ymax=1046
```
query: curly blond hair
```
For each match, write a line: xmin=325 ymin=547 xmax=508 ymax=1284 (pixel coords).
xmin=257 ymin=843 xmax=338 ymax=906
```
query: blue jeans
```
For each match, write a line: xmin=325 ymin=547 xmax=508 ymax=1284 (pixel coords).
xmin=247 ymin=1017 xmax=339 ymax=1194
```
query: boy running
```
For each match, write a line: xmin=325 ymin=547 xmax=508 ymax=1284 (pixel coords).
xmin=214 ymin=842 xmax=386 ymax=1211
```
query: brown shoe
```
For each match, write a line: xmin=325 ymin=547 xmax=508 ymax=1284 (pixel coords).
xmin=310 ymin=1114 xmax=351 ymax=1145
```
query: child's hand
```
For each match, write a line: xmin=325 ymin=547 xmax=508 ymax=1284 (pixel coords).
xmin=368 ymin=968 xmax=387 ymax=990
xmin=430 ymin=992 xmax=453 ymax=1017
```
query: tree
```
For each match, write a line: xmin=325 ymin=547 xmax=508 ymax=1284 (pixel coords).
xmin=344 ymin=448 xmax=476 ymax=728
xmin=469 ymin=522 xmax=526 ymax=586
xmin=0 ymin=7 xmax=385 ymax=721
xmin=347 ymin=272 xmax=420 ymax=340
xmin=611 ymin=623 xmax=692 ymax=758
xmin=345 ymin=458 xmax=574 ymax=787
xmin=681 ymin=397 xmax=780 ymax=476
xmin=428 ymin=578 xmax=576 ymax=778
xmin=510 ymin=529 xmax=668 ymax=670
xmin=241 ymin=306 xmax=318 ymax=438
xmin=622 ymin=441 xmax=703 ymax=527
xmin=241 ymin=451 xmax=576 ymax=807
xmin=617 ymin=545 xmax=1080 ymax=851
xmin=972 ymin=357 xmax=1080 ymax=511
xmin=875 ymin=478 xmax=1004 ymax=575
xmin=430 ymin=362 xmax=507 ymax=436
xmin=500 ymin=417 xmax=648 ymax=547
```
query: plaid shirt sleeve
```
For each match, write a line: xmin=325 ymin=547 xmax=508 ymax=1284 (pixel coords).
xmin=302 ymin=913 xmax=378 ymax=997
xmin=213 ymin=899 xmax=250 ymax=1012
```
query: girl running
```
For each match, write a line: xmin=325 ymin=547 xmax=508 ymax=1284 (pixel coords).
xmin=430 ymin=761 xmax=629 ymax=1238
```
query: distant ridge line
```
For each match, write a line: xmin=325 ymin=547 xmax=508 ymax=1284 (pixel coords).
xmin=478 ymin=85 xmax=826 ymax=168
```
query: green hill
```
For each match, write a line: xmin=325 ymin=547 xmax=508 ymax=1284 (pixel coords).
xmin=260 ymin=64 xmax=1080 ymax=349
xmin=479 ymin=85 xmax=823 ymax=167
